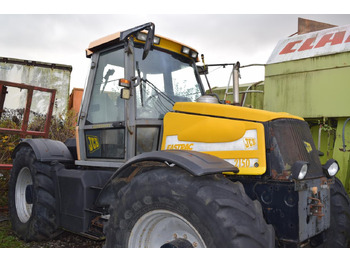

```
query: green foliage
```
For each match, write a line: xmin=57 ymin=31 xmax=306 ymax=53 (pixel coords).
xmin=0 ymin=220 xmax=27 ymax=248
xmin=0 ymin=113 xmax=22 ymax=210
xmin=48 ymin=109 xmax=77 ymax=142
xmin=0 ymin=171 xmax=9 ymax=210
xmin=317 ymin=119 xmax=336 ymax=135
xmin=0 ymin=118 xmax=21 ymax=165
xmin=0 ymin=109 xmax=77 ymax=163
xmin=26 ymin=109 xmax=77 ymax=142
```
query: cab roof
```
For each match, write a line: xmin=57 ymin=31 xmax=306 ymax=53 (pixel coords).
xmin=86 ymin=30 xmax=199 ymax=62
xmin=86 ymin=31 xmax=121 ymax=57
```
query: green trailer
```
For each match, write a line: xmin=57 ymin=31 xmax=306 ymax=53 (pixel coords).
xmin=264 ymin=22 xmax=350 ymax=193
xmin=212 ymin=20 xmax=350 ymax=193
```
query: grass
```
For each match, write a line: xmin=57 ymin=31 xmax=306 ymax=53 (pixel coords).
xmin=0 ymin=219 xmax=27 ymax=248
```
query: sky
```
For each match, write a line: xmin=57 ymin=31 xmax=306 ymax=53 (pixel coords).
xmin=1 ymin=2 xmax=350 ymax=92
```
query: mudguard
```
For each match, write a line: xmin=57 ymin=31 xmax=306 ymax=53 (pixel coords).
xmin=12 ymin=138 xmax=74 ymax=163
xmin=124 ymin=150 xmax=237 ymax=176
xmin=96 ymin=150 xmax=238 ymax=206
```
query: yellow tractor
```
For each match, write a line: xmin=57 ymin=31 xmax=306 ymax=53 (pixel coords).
xmin=8 ymin=23 xmax=350 ymax=247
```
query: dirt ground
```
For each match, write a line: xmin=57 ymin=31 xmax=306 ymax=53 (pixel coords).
xmin=0 ymin=210 xmax=104 ymax=248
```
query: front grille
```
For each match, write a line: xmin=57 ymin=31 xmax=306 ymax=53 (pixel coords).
xmin=269 ymin=119 xmax=323 ymax=179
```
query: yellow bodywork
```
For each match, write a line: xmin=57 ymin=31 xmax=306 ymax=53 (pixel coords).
xmin=173 ymin=102 xmax=304 ymax=122
xmin=161 ymin=102 xmax=303 ymax=175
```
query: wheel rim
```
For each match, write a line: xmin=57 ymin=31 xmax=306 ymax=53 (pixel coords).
xmin=128 ymin=209 xmax=206 ymax=248
xmin=15 ymin=167 xmax=33 ymax=223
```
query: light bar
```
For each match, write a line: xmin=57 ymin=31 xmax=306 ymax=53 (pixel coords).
xmin=181 ymin=46 xmax=190 ymax=55
xmin=190 ymin=50 xmax=198 ymax=59
xmin=181 ymin=46 xmax=198 ymax=60
xmin=136 ymin=32 xmax=160 ymax=45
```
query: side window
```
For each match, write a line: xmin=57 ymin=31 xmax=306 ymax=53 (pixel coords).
xmin=85 ymin=129 xmax=125 ymax=159
xmin=86 ymin=48 xmax=125 ymax=124
xmin=136 ymin=126 xmax=160 ymax=155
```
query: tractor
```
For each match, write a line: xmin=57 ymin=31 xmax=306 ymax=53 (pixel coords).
xmin=8 ymin=22 xmax=350 ymax=247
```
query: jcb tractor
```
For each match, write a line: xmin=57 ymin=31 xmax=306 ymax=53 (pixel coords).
xmin=8 ymin=22 xmax=350 ymax=247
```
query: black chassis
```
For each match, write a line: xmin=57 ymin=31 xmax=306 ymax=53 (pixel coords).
xmin=230 ymin=175 xmax=332 ymax=247
xmin=12 ymin=139 xmax=238 ymax=239
xmin=13 ymin=138 xmax=332 ymax=246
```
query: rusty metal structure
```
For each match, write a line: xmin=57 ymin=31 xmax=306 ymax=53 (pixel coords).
xmin=0 ymin=80 xmax=56 ymax=170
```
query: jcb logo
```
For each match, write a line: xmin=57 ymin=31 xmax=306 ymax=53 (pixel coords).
xmin=244 ymin=138 xmax=257 ymax=149
xmin=304 ymin=141 xmax=312 ymax=153
xmin=87 ymin=135 xmax=100 ymax=153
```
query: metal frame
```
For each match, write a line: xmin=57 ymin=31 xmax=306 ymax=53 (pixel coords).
xmin=0 ymin=80 xmax=56 ymax=170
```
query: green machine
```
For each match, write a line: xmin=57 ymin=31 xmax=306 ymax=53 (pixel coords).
xmin=264 ymin=22 xmax=350 ymax=193
xmin=210 ymin=20 xmax=350 ymax=192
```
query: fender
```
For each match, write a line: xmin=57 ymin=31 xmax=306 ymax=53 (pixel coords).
xmin=96 ymin=150 xmax=238 ymax=206
xmin=12 ymin=138 xmax=74 ymax=163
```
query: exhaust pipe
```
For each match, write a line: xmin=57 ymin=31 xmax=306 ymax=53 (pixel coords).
xmin=233 ymin=61 xmax=240 ymax=105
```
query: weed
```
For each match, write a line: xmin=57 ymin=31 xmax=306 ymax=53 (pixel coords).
xmin=0 ymin=220 xmax=27 ymax=248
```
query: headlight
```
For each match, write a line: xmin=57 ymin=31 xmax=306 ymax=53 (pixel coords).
xmin=323 ymin=159 xmax=339 ymax=177
xmin=181 ymin=46 xmax=198 ymax=60
xmin=190 ymin=50 xmax=198 ymax=59
xmin=136 ymin=32 xmax=160 ymax=44
xmin=181 ymin=46 xmax=190 ymax=55
xmin=291 ymin=161 xmax=309 ymax=180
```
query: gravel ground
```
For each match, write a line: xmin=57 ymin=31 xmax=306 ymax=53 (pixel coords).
xmin=27 ymin=231 xmax=105 ymax=248
xmin=0 ymin=210 xmax=104 ymax=248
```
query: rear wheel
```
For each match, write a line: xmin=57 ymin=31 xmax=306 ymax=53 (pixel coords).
xmin=8 ymin=146 xmax=61 ymax=241
xmin=105 ymin=166 xmax=275 ymax=248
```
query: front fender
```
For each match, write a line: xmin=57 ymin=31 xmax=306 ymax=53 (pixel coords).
xmin=95 ymin=150 xmax=238 ymax=207
xmin=12 ymin=138 xmax=74 ymax=163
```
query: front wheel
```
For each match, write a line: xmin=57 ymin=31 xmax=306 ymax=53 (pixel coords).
xmin=130 ymin=209 xmax=206 ymax=248
xmin=322 ymin=178 xmax=350 ymax=247
xmin=104 ymin=166 xmax=275 ymax=248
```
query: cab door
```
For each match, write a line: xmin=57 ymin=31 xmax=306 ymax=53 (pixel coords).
xmin=77 ymin=46 xmax=127 ymax=167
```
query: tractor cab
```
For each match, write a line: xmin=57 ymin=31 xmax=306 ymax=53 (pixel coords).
xmin=76 ymin=23 xmax=204 ymax=168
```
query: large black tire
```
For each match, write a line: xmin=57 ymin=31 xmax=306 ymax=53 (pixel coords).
xmin=321 ymin=178 xmax=350 ymax=247
xmin=8 ymin=146 xmax=61 ymax=241
xmin=104 ymin=166 xmax=275 ymax=248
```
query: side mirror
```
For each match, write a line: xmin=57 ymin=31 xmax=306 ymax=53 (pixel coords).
xmin=142 ymin=23 xmax=155 ymax=60
xmin=120 ymin=22 xmax=155 ymax=60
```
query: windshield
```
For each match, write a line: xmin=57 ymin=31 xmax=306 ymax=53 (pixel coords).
xmin=134 ymin=45 xmax=203 ymax=119
xmin=85 ymin=44 xmax=204 ymax=125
